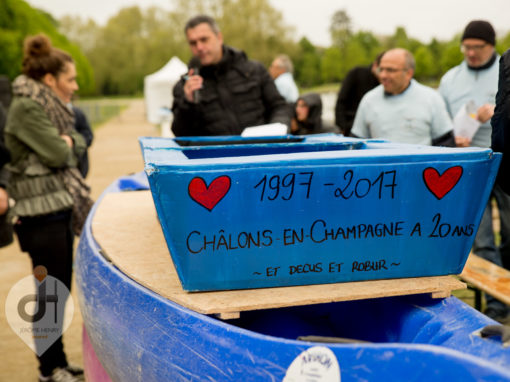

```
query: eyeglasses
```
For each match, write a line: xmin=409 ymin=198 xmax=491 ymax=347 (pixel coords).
xmin=376 ymin=67 xmax=408 ymax=74
xmin=461 ymin=43 xmax=487 ymax=53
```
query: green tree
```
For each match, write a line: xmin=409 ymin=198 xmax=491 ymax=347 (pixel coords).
xmin=439 ymin=37 xmax=463 ymax=74
xmin=141 ymin=8 xmax=190 ymax=73
xmin=320 ymin=47 xmax=342 ymax=83
xmin=0 ymin=0 xmax=95 ymax=95
xmin=52 ymin=0 xmax=507 ymax=94
xmin=413 ymin=45 xmax=435 ymax=80
xmin=343 ymin=39 xmax=369 ymax=71
xmin=84 ymin=6 xmax=189 ymax=95
xmin=426 ymin=38 xmax=443 ymax=78
xmin=58 ymin=16 xmax=100 ymax=55
xmin=87 ymin=7 xmax=146 ymax=94
xmin=0 ymin=30 xmax=22 ymax=79
xmin=330 ymin=9 xmax=352 ymax=49
xmin=294 ymin=38 xmax=321 ymax=87
xmin=352 ymin=30 xmax=382 ymax=61
xmin=386 ymin=26 xmax=410 ymax=49
xmin=80 ymin=0 xmax=296 ymax=94
xmin=497 ymin=31 xmax=510 ymax=55
xmin=219 ymin=0 xmax=296 ymax=66
xmin=384 ymin=26 xmax=422 ymax=53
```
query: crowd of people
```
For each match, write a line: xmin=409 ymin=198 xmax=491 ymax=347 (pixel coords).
xmin=1 ymin=13 xmax=510 ymax=382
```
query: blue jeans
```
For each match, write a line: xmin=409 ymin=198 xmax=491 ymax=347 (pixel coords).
xmin=472 ymin=183 xmax=510 ymax=312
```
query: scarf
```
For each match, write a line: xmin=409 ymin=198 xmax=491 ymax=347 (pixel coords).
xmin=12 ymin=75 xmax=94 ymax=235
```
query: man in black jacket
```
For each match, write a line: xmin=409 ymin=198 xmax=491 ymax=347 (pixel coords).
xmin=492 ymin=49 xmax=510 ymax=197
xmin=334 ymin=53 xmax=383 ymax=136
xmin=171 ymin=15 xmax=290 ymax=136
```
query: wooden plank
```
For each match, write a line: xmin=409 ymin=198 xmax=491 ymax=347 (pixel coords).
xmin=215 ymin=312 xmax=241 ymax=320
xmin=460 ymin=253 xmax=510 ymax=306
xmin=92 ymin=191 xmax=466 ymax=317
xmin=430 ymin=290 xmax=451 ymax=299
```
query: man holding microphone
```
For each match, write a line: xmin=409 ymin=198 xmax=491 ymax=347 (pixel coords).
xmin=171 ymin=15 xmax=290 ymax=137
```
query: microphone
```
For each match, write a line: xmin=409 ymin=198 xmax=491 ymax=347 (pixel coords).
xmin=192 ymin=67 xmax=200 ymax=104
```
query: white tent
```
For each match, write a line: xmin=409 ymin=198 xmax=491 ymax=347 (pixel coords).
xmin=144 ymin=56 xmax=188 ymax=124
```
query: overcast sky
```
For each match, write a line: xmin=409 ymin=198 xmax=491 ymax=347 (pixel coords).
xmin=27 ymin=0 xmax=510 ymax=46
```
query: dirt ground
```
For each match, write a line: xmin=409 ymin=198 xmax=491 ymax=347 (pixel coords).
xmin=0 ymin=100 xmax=159 ymax=381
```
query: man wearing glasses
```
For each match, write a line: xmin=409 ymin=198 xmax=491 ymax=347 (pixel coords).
xmin=439 ymin=20 xmax=499 ymax=148
xmin=351 ymin=48 xmax=454 ymax=146
xmin=440 ymin=20 xmax=510 ymax=323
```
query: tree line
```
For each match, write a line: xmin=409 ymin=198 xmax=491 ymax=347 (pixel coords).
xmin=2 ymin=0 xmax=510 ymax=96
xmin=0 ymin=0 xmax=95 ymax=94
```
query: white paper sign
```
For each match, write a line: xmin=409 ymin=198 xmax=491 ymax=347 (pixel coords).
xmin=241 ymin=123 xmax=288 ymax=137
xmin=453 ymin=100 xmax=480 ymax=140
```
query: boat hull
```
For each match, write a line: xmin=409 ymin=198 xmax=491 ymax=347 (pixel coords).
xmin=76 ymin=174 xmax=510 ymax=382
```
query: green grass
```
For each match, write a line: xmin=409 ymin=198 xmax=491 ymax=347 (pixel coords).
xmin=299 ymin=78 xmax=441 ymax=94
xmin=300 ymin=83 xmax=341 ymax=94
xmin=74 ymin=98 xmax=130 ymax=129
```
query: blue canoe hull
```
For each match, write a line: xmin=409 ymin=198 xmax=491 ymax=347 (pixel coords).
xmin=76 ymin=174 xmax=510 ymax=381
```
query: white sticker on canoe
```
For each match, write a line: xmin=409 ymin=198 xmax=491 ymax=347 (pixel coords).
xmin=283 ymin=346 xmax=341 ymax=382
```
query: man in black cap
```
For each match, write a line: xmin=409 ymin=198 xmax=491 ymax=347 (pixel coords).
xmin=439 ymin=20 xmax=510 ymax=323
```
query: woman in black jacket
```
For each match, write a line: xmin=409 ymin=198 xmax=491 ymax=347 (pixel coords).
xmin=291 ymin=93 xmax=337 ymax=135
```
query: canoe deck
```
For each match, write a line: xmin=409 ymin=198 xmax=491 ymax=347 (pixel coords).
xmin=92 ymin=191 xmax=466 ymax=319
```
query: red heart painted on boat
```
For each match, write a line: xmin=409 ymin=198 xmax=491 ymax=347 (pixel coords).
xmin=423 ymin=166 xmax=463 ymax=200
xmin=188 ymin=176 xmax=231 ymax=211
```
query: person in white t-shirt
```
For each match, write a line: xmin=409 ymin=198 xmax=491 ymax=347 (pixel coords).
xmin=269 ymin=54 xmax=299 ymax=103
xmin=352 ymin=48 xmax=454 ymax=147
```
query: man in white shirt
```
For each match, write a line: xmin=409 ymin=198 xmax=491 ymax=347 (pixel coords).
xmin=269 ymin=54 xmax=299 ymax=103
xmin=351 ymin=48 xmax=454 ymax=147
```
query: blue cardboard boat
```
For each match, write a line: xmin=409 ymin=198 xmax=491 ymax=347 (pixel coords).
xmin=139 ymin=135 xmax=501 ymax=291
xmin=76 ymin=174 xmax=510 ymax=382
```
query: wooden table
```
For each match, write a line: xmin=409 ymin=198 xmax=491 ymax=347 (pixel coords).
xmin=461 ymin=253 xmax=510 ymax=309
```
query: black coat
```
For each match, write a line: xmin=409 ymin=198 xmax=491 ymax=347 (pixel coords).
xmin=73 ymin=106 xmax=93 ymax=178
xmin=172 ymin=45 xmax=290 ymax=136
xmin=335 ymin=65 xmax=379 ymax=136
xmin=0 ymin=102 xmax=13 ymax=247
xmin=492 ymin=49 xmax=510 ymax=194
xmin=0 ymin=103 xmax=10 ymax=172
